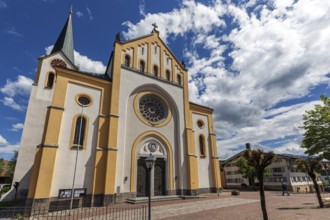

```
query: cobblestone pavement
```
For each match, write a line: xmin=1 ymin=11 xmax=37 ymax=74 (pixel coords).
xmin=152 ymin=197 xmax=258 ymax=219
xmin=149 ymin=191 xmax=330 ymax=220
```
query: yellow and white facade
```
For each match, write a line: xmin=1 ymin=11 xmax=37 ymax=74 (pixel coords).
xmin=10 ymin=11 xmax=221 ymax=209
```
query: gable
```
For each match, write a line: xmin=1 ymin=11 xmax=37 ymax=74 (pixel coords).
xmin=114 ymin=31 xmax=187 ymax=86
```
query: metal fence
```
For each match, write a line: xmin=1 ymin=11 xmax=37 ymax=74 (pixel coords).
xmin=0 ymin=205 xmax=148 ymax=219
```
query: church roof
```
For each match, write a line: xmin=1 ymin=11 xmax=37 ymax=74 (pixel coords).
xmin=51 ymin=7 xmax=75 ymax=64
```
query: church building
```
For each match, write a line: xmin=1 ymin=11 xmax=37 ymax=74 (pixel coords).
xmin=10 ymin=9 xmax=221 ymax=209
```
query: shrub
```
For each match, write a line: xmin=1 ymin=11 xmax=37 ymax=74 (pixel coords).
xmin=231 ymin=190 xmax=240 ymax=196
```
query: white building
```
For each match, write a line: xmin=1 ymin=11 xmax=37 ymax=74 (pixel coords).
xmin=220 ymin=145 xmax=323 ymax=192
xmin=3 ymin=9 xmax=221 ymax=210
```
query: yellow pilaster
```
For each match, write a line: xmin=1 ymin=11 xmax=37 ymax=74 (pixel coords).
xmin=183 ymin=67 xmax=199 ymax=190
xmin=207 ymin=112 xmax=222 ymax=189
xmin=101 ymin=42 xmax=122 ymax=195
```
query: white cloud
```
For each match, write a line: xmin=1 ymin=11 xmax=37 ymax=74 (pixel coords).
xmin=3 ymin=26 xmax=22 ymax=37
xmin=0 ymin=143 xmax=19 ymax=158
xmin=45 ymin=46 xmax=106 ymax=73
xmin=122 ymin=0 xmax=225 ymax=43
xmin=2 ymin=97 xmax=24 ymax=111
xmin=86 ymin=7 xmax=93 ymax=20
xmin=0 ymin=75 xmax=33 ymax=97
xmin=139 ymin=0 xmax=146 ymax=16
xmin=0 ymin=0 xmax=7 ymax=8
xmin=76 ymin=11 xmax=83 ymax=18
xmin=0 ymin=134 xmax=8 ymax=145
xmin=74 ymin=51 xmax=106 ymax=73
xmin=122 ymin=0 xmax=330 ymax=159
xmin=10 ymin=123 xmax=24 ymax=132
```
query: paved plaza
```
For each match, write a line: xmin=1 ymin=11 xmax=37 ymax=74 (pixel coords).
xmin=147 ymin=191 xmax=330 ymax=220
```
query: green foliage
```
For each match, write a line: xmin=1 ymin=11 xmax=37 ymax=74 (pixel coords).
xmin=295 ymin=157 xmax=322 ymax=179
xmin=295 ymin=157 xmax=324 ymax=208
xmin=243 ymin=149 xmax=275 ymax=220
xmin=302 ymin=95 xmax=330 ymax=159
xmin=243 ymin=149 xmax=275 ymax=177
xmin=237 ymin=156 xmax=272 ymax=181
xmin=0 ymin=158 xmax=4 ymax=175
xmin=6 ymin=151 xmax=18 ymax=179
xmin=236 ymin=157 xmax=257 ymax=179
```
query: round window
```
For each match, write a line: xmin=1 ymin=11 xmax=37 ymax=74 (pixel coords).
xmin=197 ymin=120 xmax=204 ymax=128
xmin=78 ymin=96 xmax=91 ymax=106
xmin=139 ymin=95 xmax=168 ymax=123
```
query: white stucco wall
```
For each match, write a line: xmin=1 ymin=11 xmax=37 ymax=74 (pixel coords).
xmin=137 ymin=44 xmax=148 ymax=64
xmin=116 ymin=68 xmax=186 ymax=193
xmin=11 ymin=53 xmax=73 ymax=200
xmin=192 ymin=113 xmax=212 ymax=188
xmin=50 ymin=83 xmax=101 ymax=197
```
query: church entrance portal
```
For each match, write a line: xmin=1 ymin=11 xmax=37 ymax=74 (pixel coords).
xmin=136 ymin=157 xmax=166 ymax=197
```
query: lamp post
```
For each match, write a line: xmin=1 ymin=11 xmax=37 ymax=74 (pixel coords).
xmin=70 ymin=105 xmax=85 ymax=210
xmin=145 ymin=154 xmax=156 ymax=220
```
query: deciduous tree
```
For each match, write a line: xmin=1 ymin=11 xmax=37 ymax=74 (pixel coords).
xmin=295 ymin=157 xmax=324 ymax=208
xmin=302 ymin=95 xmax=330 ymax=160
xmin=243 ymin=149 xmax=275 ymax=220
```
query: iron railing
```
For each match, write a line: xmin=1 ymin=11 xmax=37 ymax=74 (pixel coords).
xmin=0 ymin=205 xmax=148 ymax=219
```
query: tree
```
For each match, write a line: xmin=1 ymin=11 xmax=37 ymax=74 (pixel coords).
xmin=6 ymin=151 xmax=18 ymax=181
xmin=0 ymin=158 xmax=4 ymax=175
xmin=295 ymin=157 xmax=324 ymax=208
xmin=236 ymin=157 xmax=257 ymax=187
xmin=243 ymin=149 xmax=275 ymax=220
xmin=302 ymin=95 xmax=330 ymax=160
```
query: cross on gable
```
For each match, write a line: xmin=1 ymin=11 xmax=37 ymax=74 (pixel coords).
xmin=152 ymin=23 xmax=158 ymax=31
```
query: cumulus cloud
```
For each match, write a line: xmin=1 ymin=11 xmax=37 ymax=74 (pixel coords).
xmin=2 ymin=97 xmax=24 ymax=111
xmin=0 ymin=134 xmax=8 ymax=145
xmin=74 ymin=51 xmax=106 ymax=73
xmin=122 ymin=0 xmax=330 ymax=159
xmin=10 ymin=123 xmax=24 ymax=132
xmin=45 ymin=46 xmax=106 ymax=73
xmin=0 ymin=75 xmax=33 ymax=97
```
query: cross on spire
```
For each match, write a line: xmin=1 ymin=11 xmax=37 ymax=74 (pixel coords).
xmin=152 ymin=23 xmax=158 ymax=31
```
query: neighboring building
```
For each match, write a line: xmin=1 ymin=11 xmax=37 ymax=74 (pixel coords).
xmin=220 ymin=144 xmax=323 ymax=192
xmin=3 ymin=9 xmax=221 ymax=210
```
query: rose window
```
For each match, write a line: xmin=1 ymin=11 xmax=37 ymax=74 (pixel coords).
xmin=139 ymin=95 xmax=167 ymax=123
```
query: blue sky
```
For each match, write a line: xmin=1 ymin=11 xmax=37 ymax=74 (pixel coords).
xmin=1 ymin=0 xmax=330 ymax=160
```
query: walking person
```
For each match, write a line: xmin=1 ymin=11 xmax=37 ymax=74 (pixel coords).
xmin=281 ymin=182 xmax=290 ymax=196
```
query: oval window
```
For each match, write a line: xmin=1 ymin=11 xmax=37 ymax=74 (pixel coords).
xmin=78 ymin=96 xmax=91 ymax=106
xmin=197 ymin=120 xmax=204 ymax=128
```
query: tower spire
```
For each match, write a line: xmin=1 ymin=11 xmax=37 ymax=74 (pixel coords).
xmin=50 ymin=6 xmax=75 ymax=64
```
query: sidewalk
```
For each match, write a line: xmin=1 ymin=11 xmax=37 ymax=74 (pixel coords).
xmin=148 ymin=191 xmax=330 ymax=220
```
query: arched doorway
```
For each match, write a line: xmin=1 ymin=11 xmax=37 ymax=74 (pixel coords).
xmin=136 ymin=139 xmax=167 ymax=197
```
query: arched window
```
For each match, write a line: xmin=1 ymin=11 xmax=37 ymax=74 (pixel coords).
xmin=140 ymin=60 xmax=145 ymax=72
xmin=199 ymin=135 xmax=206 ymax=156
xmin=46 ymin=72 xmax=55 ymax=88
xmin=73 ymin=116 xmax=86 ymax=147
xmin=177 ymin=74 xmax=182 ymax=85
xmin=153 ymin=66 xmax=158 ymax=77
xmin=124 ymin=55 xmax=130 ymax=67
xmin=166 ymin=70 xmax=170 ymax=81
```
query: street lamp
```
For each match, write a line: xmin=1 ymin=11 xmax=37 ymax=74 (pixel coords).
xmin=70 ymin=103 xmax=86 ymax=211
xmin=145 ymin=154 xmax=156 ymax=220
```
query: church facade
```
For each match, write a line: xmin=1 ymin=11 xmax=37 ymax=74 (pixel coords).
xmin=10 ymin=10 xmax=221 ymax=209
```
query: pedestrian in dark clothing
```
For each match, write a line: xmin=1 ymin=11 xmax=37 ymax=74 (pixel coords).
xmin=281 ymin=182 xmax=290 ymax=196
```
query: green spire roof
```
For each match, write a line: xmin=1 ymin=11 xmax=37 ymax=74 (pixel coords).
xmin=51 ymin=7 xmax=74 ymax=64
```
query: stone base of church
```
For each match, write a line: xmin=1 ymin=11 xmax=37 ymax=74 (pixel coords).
xmin=25 ymin=198 xmax=51 ymax=215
